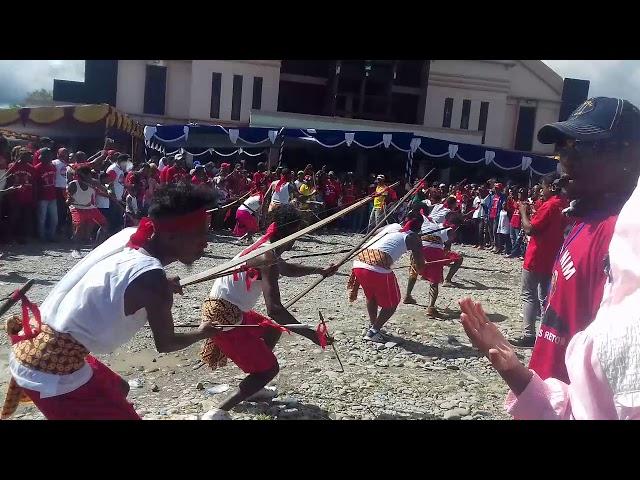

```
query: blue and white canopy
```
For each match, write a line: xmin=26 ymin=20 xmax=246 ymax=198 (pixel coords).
xmin=144 ymin=124 xmax=559 ymax=176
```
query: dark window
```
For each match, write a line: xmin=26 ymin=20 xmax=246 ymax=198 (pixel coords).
xmin=394 ymin=60 xmax=423 ymax=87
xmin=460 ymin=99 xmax=471 ymax=129
xmin=252 ymin=77 xmax=263 ymax=110
xmin=231 ymin=75 xmax=243 ymax=121
xmin=478 ymin=101 xmax=490 ymax=144
xmin=514 ymin=106 xmax=537 ymax=151
xmin=391 ymin=92 xmax=418 ymax=124
xmin=278 ymin=81 xmax=326 ymax=115
xmin=442 ymin=97 xmax=453 ymax=128
xmin=210 ymin=72 xmax=222 ymax=118
xmin=280 ymin=60 xmax=332 ymax=77
xmin=143 ymin=65 xmax=166 ymax=115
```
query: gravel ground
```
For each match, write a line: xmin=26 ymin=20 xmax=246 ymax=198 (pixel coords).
xmin=0 ymin=230 xmax=532 ymax=420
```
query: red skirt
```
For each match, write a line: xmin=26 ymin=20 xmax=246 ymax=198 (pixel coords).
xmin=21 ymin=356 xmax=140 ymax=420
xmin=233 ymin=208 xmax=259 ymax=237
xmin=421 ymin=247 xmax=462 ymax=284
xmin=352 ymin=268 xmax=401 ymax=309
xmin=213 ymin=310 xmax=278 ymax=374
xmin=70 ymin=208 xmax=107 ymax=227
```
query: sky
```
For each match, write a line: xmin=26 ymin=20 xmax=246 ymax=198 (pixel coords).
xmin=1 ymin=60 xmax=640 ymax=107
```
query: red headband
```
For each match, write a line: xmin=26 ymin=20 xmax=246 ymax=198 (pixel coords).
xmin=400 ymin=218 xmax=422 ymax=232
xmin=127 ymin=209 xmax=208 ymax=249
xmin=240 ymin=222 xmax=278 ymax=256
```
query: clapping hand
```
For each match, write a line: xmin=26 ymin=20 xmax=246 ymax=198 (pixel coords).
xmin=458 ymin=298 xmax=519 ymax=372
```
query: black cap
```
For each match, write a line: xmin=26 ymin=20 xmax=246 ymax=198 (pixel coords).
xmin=538 ymin=97 xmax=640 ymax=144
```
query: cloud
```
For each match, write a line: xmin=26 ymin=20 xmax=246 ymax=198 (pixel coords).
xmin=543 ymin=60 xmax=640 ymax=106
xmin=0 ymin=60 xmax=85 ymax=105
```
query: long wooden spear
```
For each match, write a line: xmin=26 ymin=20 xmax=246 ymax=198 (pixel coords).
xmin=179 ymin=182 xmax=398 ymax=287
xmin=206 ymin=190 xmax=253 ymax=214
xmin=282 ymin=169 xmax=434 ymax=309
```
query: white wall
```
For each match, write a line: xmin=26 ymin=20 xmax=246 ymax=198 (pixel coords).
xmin=116 ymin=60 xmax=146 ymax=114
xmin=189 ymin=60 xmax=280 ymax=122
xmin=421 ymin=60 xmax=562 ymax=153
xmin=165 ymin=60 xmax=191 ymax=119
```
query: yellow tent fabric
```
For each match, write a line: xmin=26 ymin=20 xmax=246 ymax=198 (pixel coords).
xmin=0 ymin=104 xmax=143 ymax=139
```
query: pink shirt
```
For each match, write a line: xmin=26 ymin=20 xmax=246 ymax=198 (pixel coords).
xmin=504 ymin=177 xmax=640 ymax=420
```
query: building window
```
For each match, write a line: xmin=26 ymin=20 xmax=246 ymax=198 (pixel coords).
xmin=143 ymin=65 xmax=167 ymax=115
xmin=460 ymin=99 xmax=471 ymax=130
xmin=231 ymin=74 xmax=243 ymax=121
xmin=210 ymin=72 xmax=222 ymax=119
xmin=252 ymin=77 xmax=263 ymax=110
xmin=478 ymin=101 xmax=490 ymax=144
xmin=442 ymin=97 xmax=453 ymax=128
xmin=514 ymin=106 xmax=537 ymax=151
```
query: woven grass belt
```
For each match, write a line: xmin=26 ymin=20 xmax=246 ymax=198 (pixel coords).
xmin=200 ymin=298 xmax=242 ymax=371
xmin=347 ymin=249 xmax=393 ymax=302
xmin=2 ymin=317 xmax=88 ymax=419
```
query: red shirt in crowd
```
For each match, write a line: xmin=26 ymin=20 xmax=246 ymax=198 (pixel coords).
xmin=32 ymin=149 xmax=42 ymax=167
xmin=8 ymin=162 xmax=35 ymax=204
xmin=510 ymin=201 xmax=522 ymax=229
xmin=489 ymin=194 xmax=502 ymax=219
xmin=165 ymin=165 xmax=187 ymax=184
xmin=523 ymin=195 xmax=568 ymax=275
xmin=323 ymin=179 xmax=342 ymax=207
xmin=34 ymin=162 xmax=57 ymax=201
xmin=252 ymin=171 xmax=268 ymax=193
xmin=342 ymin=183 xmax=359 ymax=206
xmin=159 ymin=166 xmax=170 ymax=184
xmin=529 ymin=209 xmax=619 ymax=382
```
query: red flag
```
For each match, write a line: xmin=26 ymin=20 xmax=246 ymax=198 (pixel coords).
xmin=316 ymin=322 xmax=328 ymax=350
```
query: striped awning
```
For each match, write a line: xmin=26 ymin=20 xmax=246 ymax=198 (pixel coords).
xmin=0 ymin=104 xmax=144 ymax=139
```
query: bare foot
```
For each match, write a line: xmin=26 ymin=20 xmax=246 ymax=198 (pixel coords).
xmin=442 ymin=280 xmax=455 ymax=287
xmin=403 ymin=296 xmax=417 ymax=305
xmin=426 ymin=306 xmax=438 ymax=318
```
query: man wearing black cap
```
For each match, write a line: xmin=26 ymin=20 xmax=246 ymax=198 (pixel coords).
xmin=522 ymin=97 xmax=640 ymax=383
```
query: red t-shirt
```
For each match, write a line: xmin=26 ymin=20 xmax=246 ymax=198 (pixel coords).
xmin=489 ymin=194 xmax=502 ymax=219
xmin=166 ymin=166 xmax=187 ymax=184
xmin=510 ymin=202 xmax=522 ymax=229
xmin=323 ymin=180 xmax=341 ymax=206
xmin=32 ymin=149 xmax=42 ymax=167
xmin=342 ymin=183 xmax=359 ymax=206
xmin=34 ymin=162 xmax=57 ymax=201
xmin=529 ymin=211 xmax=619 ymax=382
xmin=8 ymin=162 xmax=35 ymax=204
xmin=523 ymin=195 xmax=568 ymax=275
xmin=159 ymin=166 xmax=170 ymax=184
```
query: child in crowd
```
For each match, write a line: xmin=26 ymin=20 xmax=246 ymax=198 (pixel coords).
xmin=495 ymin=202 xmax=511 ymax=254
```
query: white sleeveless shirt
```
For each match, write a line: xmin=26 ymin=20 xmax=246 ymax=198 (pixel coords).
xmin=353 ymin=223 xmax=409 ymax=274
xmin=9 ymin=228 xmax=163 ymax=398
xmin=270 ymin=181 xmax=291 ymax=205
xmin=209 ymin=241 xmax=276 ymax=313
xmin=238 ymin=195 xmax=261 ymax=215
xmin=69 ymin=180 xmax=95 ymax=209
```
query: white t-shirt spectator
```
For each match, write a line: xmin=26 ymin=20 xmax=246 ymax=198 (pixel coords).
xmin=106 ymin=163 xmax=125 ymax=201
xmin=51 ymin=159 xmax=68 ymax=188
xmin=429 ymin=203 xmax=450 ymax=224
xmin=472 ymin=195 xmax=484 ymax=219
xmin=497 ymin=209 xmax=510 ymax=234
xmin=95 ymin=190 xmax=110 ymax=209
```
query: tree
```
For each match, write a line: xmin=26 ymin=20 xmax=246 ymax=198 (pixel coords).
xmin=11 ymin=89 xmax=54 ymax=108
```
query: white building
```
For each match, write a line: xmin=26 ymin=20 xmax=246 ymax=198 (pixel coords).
xmin=56 ymin=60 xmax=566 ymax=155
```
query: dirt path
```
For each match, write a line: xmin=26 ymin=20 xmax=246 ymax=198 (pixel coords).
xmin=0 ymin=231 xmax=532 ymax=420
